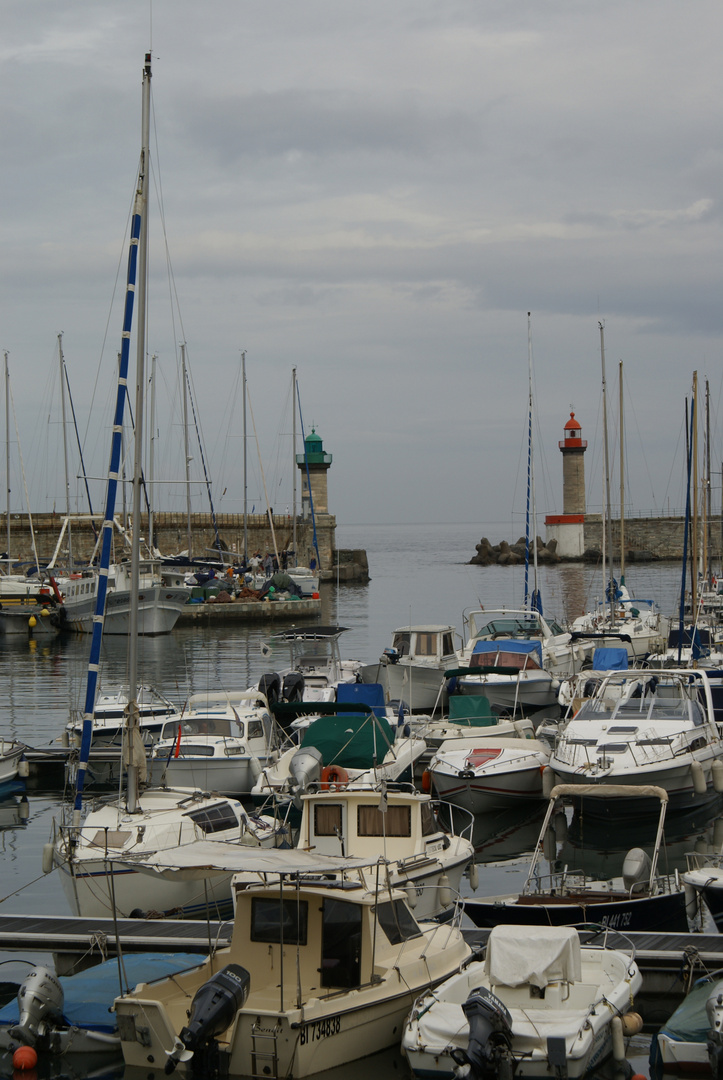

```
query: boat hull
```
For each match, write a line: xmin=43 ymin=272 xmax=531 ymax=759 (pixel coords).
xmin=63 ymin=585 xmax=188 ymax=635
xmin=463 ymin=888 xmax=689 ymax=934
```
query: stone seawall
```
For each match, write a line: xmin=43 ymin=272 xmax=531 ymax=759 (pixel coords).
xmin=2 ymin=512 xmax=369 ymax=582
xmin=583 ymin=515 xmax=722 ymax=562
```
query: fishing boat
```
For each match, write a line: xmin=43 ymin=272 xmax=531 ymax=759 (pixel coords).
xmin=148 ymin=689 xmax=286 ymax=797
xmin=113 ymin=869 xmax=471 ymax=1077
xmin=240 ymin=784 xmax=475 ymax=921
xmin=361 ymin=624 xmax=458 ymax=713
xmin=462 ymin=784 xmax=690 ymax=933
xmin=55 ymin=555 xmax=189 ymax=635
xmin=549 ymin=669 xmax=723 ymax=814
xmin=402 ymin=923 xmax=643 ymax=1080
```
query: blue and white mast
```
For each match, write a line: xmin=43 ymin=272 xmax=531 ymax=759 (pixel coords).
xmin=72 ymin=52 xmax=151 ymax=825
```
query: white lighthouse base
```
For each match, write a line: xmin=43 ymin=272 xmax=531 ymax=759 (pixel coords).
xmin=545 ymin=518 xmax=585 ymax=559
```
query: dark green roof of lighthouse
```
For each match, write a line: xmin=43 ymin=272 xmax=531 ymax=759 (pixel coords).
xmin=296 ymin=427 xmax=332 ymax=467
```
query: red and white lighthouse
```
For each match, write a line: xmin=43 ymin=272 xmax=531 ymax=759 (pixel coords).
xmin=545 ymin=411 xmax=587 ymax=557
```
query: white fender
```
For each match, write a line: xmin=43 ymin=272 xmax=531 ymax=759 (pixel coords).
xmin=611 ymin=1015 xmax=625 ymax=1065
xmin=467 ymin=862 xmax=479 ymax=892
xmin=691 ymin=760 xmax=707 ymax=795
xmin=438 ymin=873 xmax=453 ymax=909
xmin=41 ymin=842 xmax=55 ymax=876
xmin=712 ymin=760 xmax=723 ymax=793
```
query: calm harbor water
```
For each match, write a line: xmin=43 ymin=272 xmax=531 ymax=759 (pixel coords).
xmin=0 ymin=522 xmax=705 ymax=1078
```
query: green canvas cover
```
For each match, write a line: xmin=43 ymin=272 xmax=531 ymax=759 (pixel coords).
xmin=300 ymin=713 xmax=395 ymax=768
xmin=448 ymin=694 xmax=495 ymax=726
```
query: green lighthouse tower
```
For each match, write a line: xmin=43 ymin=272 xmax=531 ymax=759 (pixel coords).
xmin=296 ymin=428 xmax=332 ymax=518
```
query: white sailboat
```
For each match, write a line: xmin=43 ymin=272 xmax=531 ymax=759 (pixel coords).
xmin=49 ymin=53 xmax=279 ymax=921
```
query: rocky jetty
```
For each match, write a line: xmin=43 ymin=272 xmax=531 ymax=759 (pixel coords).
xmin=470 ymin=535 xmax=560 ymax=566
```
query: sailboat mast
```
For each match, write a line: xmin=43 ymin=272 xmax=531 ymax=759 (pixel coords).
xmin=58 ymin=333 xmax=73 ymax=567
xmin=126 ymin=50 xmax=152 ymax=813
xmin=4 ymin=352 xmax=9 ymax=568
xmin=691 ymin=371 xmax=699 ymax=613
xmin=148 ymin=352 xmax=157 ymax=552
xmin=599 ymin=322 xmax=615 ymax=621
xmin=619 ymin=360 xmax=625 ymax=584
xmin=292 ymin=366 xmax=298 ymax=564
xmin=242 ymin=350 xmax=248 ymax=563
xmin=182 ymin=343 xmax=192 ymax=559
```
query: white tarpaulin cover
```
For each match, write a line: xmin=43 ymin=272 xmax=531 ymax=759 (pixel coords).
xmin=119 ymin=843 xmax=375 ymax=878
xmin=485 ymin=924 xmax=582 ymax=989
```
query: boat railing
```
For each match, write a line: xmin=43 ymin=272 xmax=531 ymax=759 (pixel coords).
xmin=685 ymin=850 xmax=723 ymax=873
xmin=431 ymin=799 xmax=475 ymax=843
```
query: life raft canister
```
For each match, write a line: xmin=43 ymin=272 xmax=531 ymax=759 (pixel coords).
xmin=320 ymin=765 xmax=349 ymax=791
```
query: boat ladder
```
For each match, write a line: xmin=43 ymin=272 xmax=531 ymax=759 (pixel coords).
xmin=250 ymin=1021 xmax=280 ymax=1079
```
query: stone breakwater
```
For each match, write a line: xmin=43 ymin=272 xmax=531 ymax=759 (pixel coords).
xmin=470 ymin=536 xmax=560 ymax=566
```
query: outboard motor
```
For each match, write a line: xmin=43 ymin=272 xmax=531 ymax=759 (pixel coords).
xmin=283 ymin=671 xmax=305 ymax=703
xmin=290 ymin=746 xmax=323 ymax=797
xmin=9 ymin=966 xmax=64 ymax=1047
xmin=451 ymin=987 xmax=513 ymax=1080
xmin=622 ymin=847 xmax=651 ymax=893
xmin=165 ymin=964 xmax=250 ymax=1077
xmin=707 ymin=979 xmax=723 ymax=1079
xmin=258 ymin=672 xmax=281 ymax=705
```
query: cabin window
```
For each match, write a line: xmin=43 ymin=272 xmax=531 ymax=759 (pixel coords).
xmin=392 ymin=632 xmax=411 ymax=656
xmin=358 ymin=804 xmax=411 ymax=837
xmin=416 ymin=634 xmax=437 ymax=656
xmin=442 ymin=634 xmax=454 ymax=655
xmin=251 ymin=897 xmax=308 ymax=946
xmin=314 ymin=804 xmax=343 ymax=836
xmin=248 ymin=720 xmax=263 ymax=739
xmin=175 ymin=745 xmax=215 ymax=757
xmin=420 ymin=802 xmax=436 ymax=836
xmin=321 ymin=897 xmax=362 ymax=988
xmin=596 ymin=743 xmax=628 ymax=754
xmin=376 ymin=899 xmax=423 ymax=944
xmin=185 ymin=802 xmax=239 ymax=834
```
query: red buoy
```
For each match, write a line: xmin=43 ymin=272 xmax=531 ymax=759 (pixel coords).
xmin=12 ymin=1044 xmax=38 ymax=1070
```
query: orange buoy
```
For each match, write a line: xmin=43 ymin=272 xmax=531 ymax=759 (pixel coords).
xmin=421 ymin=769 xmax=432 ymax=793
xmin=320 ymin=765 xmax=349 ymax=791
xmin=12 ymin=1044 xmax=38 ymax=1070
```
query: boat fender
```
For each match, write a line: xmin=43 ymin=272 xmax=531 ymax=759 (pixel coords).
xmin=438 ymin=872 xmax=453 ymax=909
xmin=420 ymin=770 xmax=432 ymax=794
xmin=248 ymin=755 xmax=262 ymax=782
xmin=167 ymin=964 xmax=251 ymax=1074
xmin=611 ymin=1015 xmax=625 ymax=1065
xmin=621 ymin=1012 xmax=643 ymax=1037
xmin=541 ymin=766 xmax=557 ymax=799
xmin=684 ymin=880 xmax=702 ymax=927
xmin=691 ymin=760 xmax=707 ymax=796
xmin=467 ymin=862 xmax=479 ymax=892
xmin=712 ymin=760 xmax=723 ymax=793
xmin=542 ymin=829 xmax=557 ymax=863
xmin=320 ymin=765 xmax=349 ymax=791
xmin=403 ymin=880 xmax=417 ymax=908
xmin=41 ymin=843 xmax=55 ymax=876
xmin=17 ymin=757 xmax=29 ymax=779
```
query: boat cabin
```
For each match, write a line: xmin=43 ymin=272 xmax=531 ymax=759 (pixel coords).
xmin=297 ymin=788 xmax=442 ymax=862
xmin=386 ymin=625 xmax=456 ymax=662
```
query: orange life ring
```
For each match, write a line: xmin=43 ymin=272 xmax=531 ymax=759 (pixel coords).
xmin=320 ymin=765 xmax=349 ymax=791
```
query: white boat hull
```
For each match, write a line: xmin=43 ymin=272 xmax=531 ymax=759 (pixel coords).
xmin=63 ymin=584 xmax=188 ymax=635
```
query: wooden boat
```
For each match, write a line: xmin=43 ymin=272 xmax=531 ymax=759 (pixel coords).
xmin=402 ymin=924 xmax=643 ymax=1079
xmin=113 ymin=871 xmax=471 ymax=1078
xmin=463 ymin=784 xmax=690 ymax=933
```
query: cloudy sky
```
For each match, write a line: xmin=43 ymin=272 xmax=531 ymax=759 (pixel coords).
xmin=1 ymin=1 xmax=721 ymax=538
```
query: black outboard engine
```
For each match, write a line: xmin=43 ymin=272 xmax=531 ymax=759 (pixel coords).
xmin=165 ymin=964 xmax=250 ymax=1078
xmin=451 ymin=987 xmax=514 ymax=1080
xmin=283 ymin=671 xmax=305 ymax=703
xmin=258 ymin=672 xmax=281 ymax=705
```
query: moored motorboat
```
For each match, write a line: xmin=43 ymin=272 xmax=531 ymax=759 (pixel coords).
xmin=114 ymin=871 xmax=471 ymax=1077
xmin=361 ymin=624 xmax=458 ymax=713
xmin=463 ymin=784 xmax=690 ymax=933
xmin=428 ymin=735 xmax=550 ymax=814
xmin=549 ymin=669 xmax=723 ymax=814
xmin=402 ymin=923 xmax=643 ymax=1080
xmin=63 ymin=683 xmax=177 ymax=748
xmin=651 ymin=969 xmax=723 ymax=1077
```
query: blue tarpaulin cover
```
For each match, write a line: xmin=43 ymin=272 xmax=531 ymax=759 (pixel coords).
xmin=0 ymin=952 xmax=201 ymax=1033
xmin=471 ymin=639 xmax=543 ymax=666
xmin=336 ymin=682 xmax=386 ymax=717
xmin=591 ymin=647 xmax=629 ymax=670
